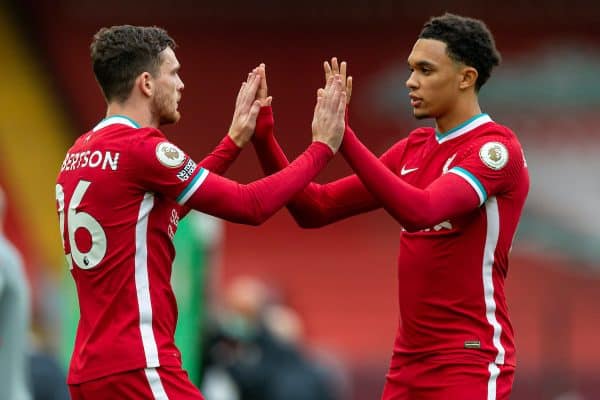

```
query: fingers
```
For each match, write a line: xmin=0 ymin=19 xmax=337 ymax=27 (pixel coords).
xmin=242 ymin=73 xmax=261 ymax=107
xmin=330 ymin=75 xmax=343 ymax=108
xmin=346 ymin=76 xmax=353 ymax=104
xmin=257 ymin=63 xmax=268 ymax=100
xmin=324 ymin=61 xmax=332 ymax=82
xmin=340 ymin=61 xmax=347 ymax=81
xmin=313 ymin=90 xmax=323 ymax=116
xmin=248 ymin=71 xmax=261 ymax=93
xmin=236 ymin=70 xmax=256 ymax=107
xmin=320 ymin=74 xmax=342 ymax=112
xmin=234 ymin=70 xmax=260 ymax=116
xmin=259 ymin=64 xmax=267 ymax=86
xmin=248 ymin=99 xmax=262 ymax=122
xmin=331 ymin=57 xmax=339 ymax=75
xmin=337 ymin=89 xmax=347 ymax=116
xmin=235 ymin=82 xmax=246 ymax=108
xmin=321 ymin=75 xmax=335 ymax=110
xmin=324 ymin=74 xmax=335 ymax=92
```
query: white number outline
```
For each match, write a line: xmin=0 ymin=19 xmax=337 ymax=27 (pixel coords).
xmin=56 ymin=181 xmax=107 ymax=269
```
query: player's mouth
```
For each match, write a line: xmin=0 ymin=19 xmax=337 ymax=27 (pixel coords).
xmin=409 ymin=94 xmax=423 ymax=108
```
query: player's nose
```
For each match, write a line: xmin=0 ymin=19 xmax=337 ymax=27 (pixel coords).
xmin=406 ymin=72 xmax=418 ymax=89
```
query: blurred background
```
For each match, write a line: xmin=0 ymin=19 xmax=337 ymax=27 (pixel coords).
xmin=0 ymin=0 xmax=599 ymax=399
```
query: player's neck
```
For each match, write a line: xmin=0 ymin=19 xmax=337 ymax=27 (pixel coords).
xmin=435 ymin=99 xmax=482 ymax=134
xmin=105 ymin=101 xmax=159 ymax=129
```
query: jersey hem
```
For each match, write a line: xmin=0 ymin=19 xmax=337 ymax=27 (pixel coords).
xmin=67 ymin=357 xmax=181 ymax=385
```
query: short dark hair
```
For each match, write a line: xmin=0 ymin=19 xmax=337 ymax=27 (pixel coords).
xmin=90 ymin=25 xmax=176 ymax=103
xmin=419 ymin=13 xmax=501 ymax=91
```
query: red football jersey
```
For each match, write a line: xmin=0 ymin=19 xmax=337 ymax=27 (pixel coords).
xmin=56 ymin=116 xmax=209 ymax=384
xmin=252 ymin=108 xmax=529 ymax=368
xmin=387 ymin=114 xmax=529 ymax=367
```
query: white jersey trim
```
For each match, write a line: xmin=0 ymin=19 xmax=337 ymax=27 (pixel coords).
xmin=135 ymin=193 xmax=160 ymax=367
xmin=483 ymin=196 xmax=506 ymax=365
xmin=487 ymin=362 xmax=500 ymax=400
xmin=177 ymin=168 xmax=209 ymax=205
xmin=93 ymin=115 xmax=140 ymax=131
xmin=449 ymin=167 xmax=487 ymax=206
xmin=144 ymin=368 xmax=170 ymax=399
xmin=436 ymin=113 xmax=492 ymax=144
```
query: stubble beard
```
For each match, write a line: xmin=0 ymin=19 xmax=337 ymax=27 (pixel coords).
xmin=154 ymin=88 xmax=180 ymax=126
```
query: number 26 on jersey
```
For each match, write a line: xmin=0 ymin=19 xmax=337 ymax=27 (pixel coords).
xmin=56 ymin=180 xmax=107 ymax=270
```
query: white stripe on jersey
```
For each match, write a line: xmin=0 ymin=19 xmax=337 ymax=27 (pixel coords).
xmin=487 ymin=362 xmax=500 ymax=400
xmin=144 ymin=368 xmax=170 ymax=400
xmin=135 ymin=193 xmax=160 ymax=367
xmin=483 ymin=196 xmax=506 ymax=365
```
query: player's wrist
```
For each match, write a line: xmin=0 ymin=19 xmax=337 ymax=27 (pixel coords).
xmin=253 ymin=106 xmax=275 ymax=143
xmin=313 ymin=137 xmax=339 ymax=154
xmin=228 ymin=128 xmax=250 ymax=148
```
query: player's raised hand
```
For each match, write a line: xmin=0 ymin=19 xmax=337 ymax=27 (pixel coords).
xmin=256 ymin=63 xmax=272 ymax=107
xmin=312 ymin=74 xmax=346 ymax=153
xmin=228 ymin=68 xmax=263 ymax=147
xmin=322 ymin=57 xmax=352 ymax=105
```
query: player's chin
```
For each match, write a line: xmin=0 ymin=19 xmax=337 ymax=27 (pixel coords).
xmin=412 ymin=108 xmax=430 ymax=120
xmin=160 ymin=111 xmax=181 ymax=125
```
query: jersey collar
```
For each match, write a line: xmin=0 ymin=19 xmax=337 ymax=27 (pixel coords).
xmin=92 ymin=115 xmax=141 ymax=132
xmin=435 ymin=113 xmax=492 ymax=144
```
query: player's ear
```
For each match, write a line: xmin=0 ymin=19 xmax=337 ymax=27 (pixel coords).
xmin=138 ymin=72 xmax=154 ymax=97
xmin=459 ymin=66 xmax=478 ymax=91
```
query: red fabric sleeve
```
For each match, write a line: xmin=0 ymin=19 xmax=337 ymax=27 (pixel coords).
xmin=340 ymin=125 xmax=480 ymax=232
xmin=447 ymin=134 xmax=525 ymax=205
xmin=177 ymin=134 xmax=241 ymax=217
xmin=197 ymin=134 xmax=241 ymax=174
xmin=185 ymin=142 xmax=334 ymax=225
xmin=253 ymin=107 xmax=407 ymax=227
xmin=127 ymin=128 xmax=206 ymax=200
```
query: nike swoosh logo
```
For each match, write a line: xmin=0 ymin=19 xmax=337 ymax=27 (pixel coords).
xmin=442 ymin=153 xmax=457 ymax=174
xmin=401 ymin=166 xmax=419 ymax=175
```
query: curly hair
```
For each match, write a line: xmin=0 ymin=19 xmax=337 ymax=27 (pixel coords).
xmin=90 ymin=25 xmax=176 ymax=103
xmin=419 ymin=13 xmax=501 ymax=91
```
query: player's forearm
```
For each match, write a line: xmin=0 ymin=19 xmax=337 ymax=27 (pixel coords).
xmin=287 ymin=178 xmax=381 ymax=228
xmin=252 ymin=106 xmax=356 ymax=228
xmin=187 ymin=142 xmax=334 ymax=225
xmin=198 ymin=134 xmax=241 ymax=174
xmin=253 ymin=129 xmax=290 ymax=176
xmin=341 ymin=126 xmax=477 ymax=231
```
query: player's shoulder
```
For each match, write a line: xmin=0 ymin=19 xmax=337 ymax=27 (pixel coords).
xmin=126 ymin=128 xmax=190 ymax=170
xmin=126 ymin=126 xmax=172 ymax=150
xmin=464 ymin=121 xmax=524 ymax=162
xmin=406 ymin=126 xmax=435 ymax=142
xmin=476 ymin=121 xmax=521 ymax=147
xmin=67 ymin=129 xmax=94 ymax=151
xmin=464 ymin=121 xmax=526 ymax=173
xmin=134 ymin=126 xmax=166 ymax=139
xmin=93 ymin=116 xmax=166 ymax=142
